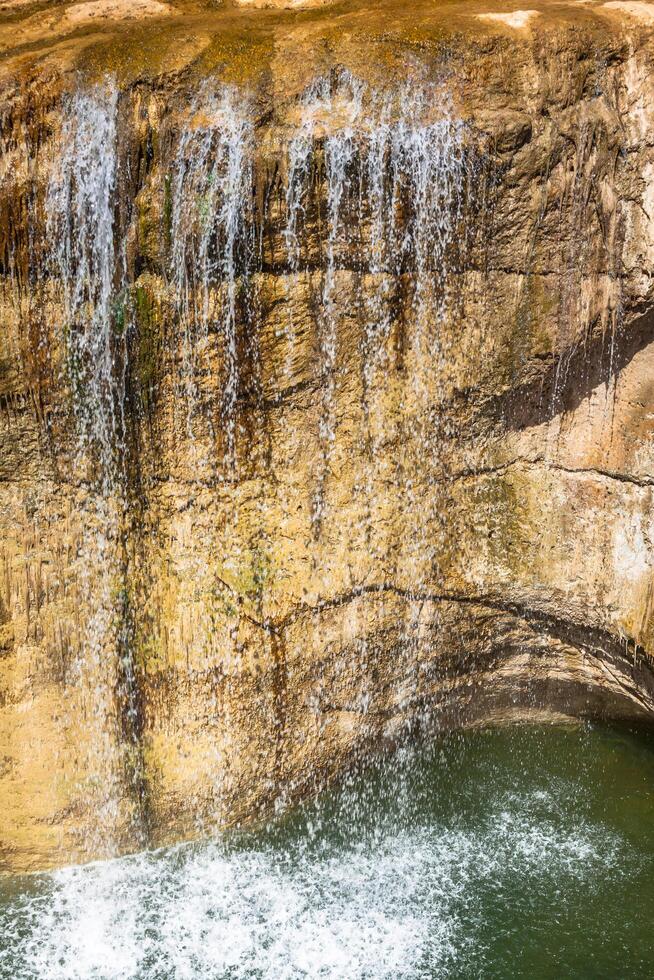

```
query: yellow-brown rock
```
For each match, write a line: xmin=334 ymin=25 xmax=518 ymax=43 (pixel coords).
xmin=1 ymin=0 xmax=654 ymax=873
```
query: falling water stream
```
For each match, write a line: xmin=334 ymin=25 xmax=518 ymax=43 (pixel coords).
xmin=169 ymin=85 xmax=253 ymax=464
xmin=3 ymin=71 xmax=650 ymax=978
xmin=43 ymin=82 xmax=144 ymax=853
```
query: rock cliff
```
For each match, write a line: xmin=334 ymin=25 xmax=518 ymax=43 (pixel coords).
xmin=1 ymin=0 xmax=654 ymax=871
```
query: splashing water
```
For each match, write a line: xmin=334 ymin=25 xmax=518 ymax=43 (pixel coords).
xmin=4 ymin=724 xmax=654 ymax=980
xmin=0 ymin=821 xmax=599 ymax=980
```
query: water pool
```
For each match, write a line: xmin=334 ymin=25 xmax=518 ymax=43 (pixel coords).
xmin=2 ymin=723 xmax=654 ymax=979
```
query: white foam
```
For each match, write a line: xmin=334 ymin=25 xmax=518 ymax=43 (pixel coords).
xmin=2 ymin=795 xmax=620 ymax=980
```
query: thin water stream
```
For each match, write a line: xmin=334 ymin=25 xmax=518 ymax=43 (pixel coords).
xmin=4 ymin=68 xmax=649 ymax=977
xmin=7 ymin=72 xmax=474 ymax=855
xmin=2 ymin=722 xmax=654 ymax=979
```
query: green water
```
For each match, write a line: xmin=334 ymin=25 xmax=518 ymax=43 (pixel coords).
xmin=2 ymin=722 xmax=654 ymax=978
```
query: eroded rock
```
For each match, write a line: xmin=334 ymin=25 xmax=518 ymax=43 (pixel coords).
xmin=0 ymin=0 xmax=654 ymax=872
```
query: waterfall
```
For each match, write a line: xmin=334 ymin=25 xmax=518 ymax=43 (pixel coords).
xmin=5 ymin=22 xmax=654 ymax=980
xmin=289 ymin=75 xmax=364 ymax=530
xmin=169 ymin=87 xmax=253 ymax=469
xmin=280 ymin=73 xmax=467 ymax=537
xmin=43 ymin=82 xmax=143 ymax=855
xmin=162 ymin=70 xmax=467 ymax=506
xmin=46 ymin=83 xmax=123 ymax=488
xmin=12 ymin=70 xmax=471 ymax=856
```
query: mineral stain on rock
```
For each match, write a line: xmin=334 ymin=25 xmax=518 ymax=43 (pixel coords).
xmin=0 ymin=0 xmax=654 ymax=872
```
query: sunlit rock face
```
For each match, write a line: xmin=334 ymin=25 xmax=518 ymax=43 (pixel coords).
xmin=1 ymin=0 xmax=654 ymax=872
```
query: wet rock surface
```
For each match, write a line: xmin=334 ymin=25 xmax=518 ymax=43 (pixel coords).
xmin=1 ymin=0 xmax=654 ymax=871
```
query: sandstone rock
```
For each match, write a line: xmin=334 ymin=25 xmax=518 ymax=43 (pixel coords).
xmin=0 ymin=0 xmax=653 ymax=872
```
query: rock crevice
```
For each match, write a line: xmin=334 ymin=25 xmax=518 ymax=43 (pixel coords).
xmin=1 ymin=0 xmax=654 ymax=871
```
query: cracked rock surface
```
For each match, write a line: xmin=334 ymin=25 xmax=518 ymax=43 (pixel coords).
xmin=1 ymin=0 xmax=654 ymax=870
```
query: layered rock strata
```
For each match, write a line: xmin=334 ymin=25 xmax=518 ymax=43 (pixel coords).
xmin=1 ymin=0 xmax=654 ymax=871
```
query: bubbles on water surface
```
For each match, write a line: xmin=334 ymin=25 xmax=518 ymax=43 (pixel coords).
xmin=1 ymin=812 xmax=619 ymax=980
xmin=0 ymin=730 xmax=628 ymax=980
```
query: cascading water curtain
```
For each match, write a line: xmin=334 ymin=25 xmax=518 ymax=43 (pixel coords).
xmin=281 ymin=73 xmax=467 ymax=534
xmin=274 ymin=73 xmax=470 ymax=782
xmin=45 ymin=72 xmax=467 ymax=509
xmin=169 ymin=87 xmax=254 ymax=468
xmin=18 ymin=70 xmax=470 ymax=853
xmin=42 ymin=81 xmax=143 ymax=854
xmin=46 ymin=82 xmax=123 ymax=490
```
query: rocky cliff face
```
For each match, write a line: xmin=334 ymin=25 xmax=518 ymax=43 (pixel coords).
xmin=2 ymin=0 xmax=654 ymax=872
